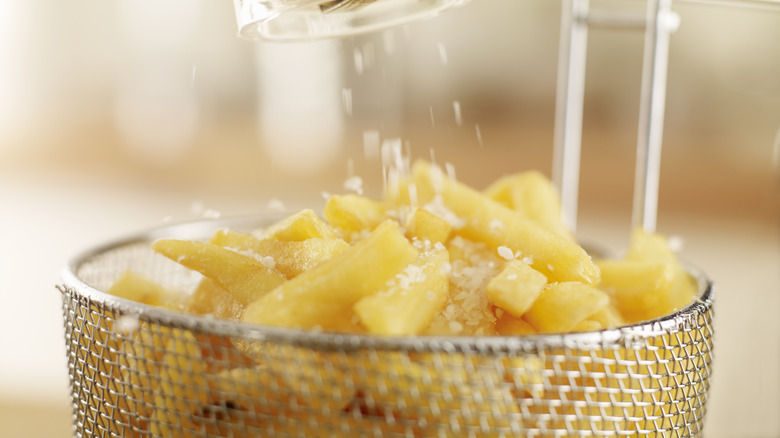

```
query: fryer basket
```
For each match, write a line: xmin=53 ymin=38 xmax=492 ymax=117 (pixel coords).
xmin=59 ymin=217 xmax=714 ymax=437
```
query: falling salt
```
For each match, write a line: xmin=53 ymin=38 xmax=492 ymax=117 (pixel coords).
xmin=321 ymin=191 xmax=332 ymax=200
xmin=429 ymin=106 xmax=436 ymax=128
xmin=190 ymin=65 xmax=197 ymax=86
xmin=475 ymin=124 xmax=483 ymax=147
xmin=354 ymin=49 xmax=364 ymax=75
xmin=382 ymin=29 xmax=396 ymax=55
xmin=344 ymin=176 xmax=364 ymax=195
xmin=498 ymin=246 xmax=515 ymax=261
xmin=117 ymin=315 xmax=140 ymax=334
xmin=342 ymin=88 xmax=353 ymax=116
xmin=203 ymin=209 xmax=221 ymax=219
xmin=445 ymin=162 xmax=456 ymax=182
xmin=668 ymin=235 xmax=684 ymax=252
xmin=453 ymin=101 xmax=462 ymax=127
xmin=266 ymin=198 xmax=286 ymax=212
xmin=437 ymin=43 xmax=448 ymax=66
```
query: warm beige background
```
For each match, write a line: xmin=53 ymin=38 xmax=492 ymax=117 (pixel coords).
xmin=1 ymin=0 xmax=778 ymax=437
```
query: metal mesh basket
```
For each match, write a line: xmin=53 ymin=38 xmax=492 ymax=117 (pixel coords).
xmin=59 ymin=216 xmax=714 ymax=438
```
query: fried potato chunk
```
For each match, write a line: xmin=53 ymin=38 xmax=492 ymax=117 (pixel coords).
xmin=524 ymin=282 xmax=609 ymax=333
xmin=210 ymin=229 xmax=349 ymax=279
xmin=484 ymin=170 xmax=573 ymax=240
xmin=486 ymin=260 xmax=547 ymax=318
xmin=409 ymin=160 xmax=600 ymax=285
xmin=354 ymin=248 xmax=450 ymax=335
xmin=151 ymin=239 xmax=286 ymax=306
xmin=241 ymin=220 xmax=418 ymax=330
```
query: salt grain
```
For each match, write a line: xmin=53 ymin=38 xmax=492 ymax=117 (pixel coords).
xmin=344 ymin=175 xmax=364 ymax=195
xmin=522 ymin=256 xmax=534 ymax=265
xmin=489 ymin=219 xmax=504 ymax=231
xmin=353 ymin=49 xmax=364 ymax=75
xmin=437 ymin=43 xmax=448 ymax=66
xmin=261 ymin=256 xmax=276 ymax=269
xmin=498 ymin=246 xmax=515 ymax=261
xmin=266 ymin=198 xmax=286 ymax=212
xmin=668 ymin=235 xmax=684 ymax=252
xmin=342 ymin=88 xmax=353 ymax=116
xmin=448 ymin=321 xmax=463 ymax=333
xmin=506 ymin=273 xmax=518 ymax=281
xmin=425 ymin=291 xmax=436 ymax=301
xmin=116 ymin=315 xmax=140 ymax=334
xmin=203 ymin=209 xmax=221 ymax=219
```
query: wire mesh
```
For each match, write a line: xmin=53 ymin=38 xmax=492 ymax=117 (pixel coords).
xmin=59 ymin=218 xmax=714 ymax=437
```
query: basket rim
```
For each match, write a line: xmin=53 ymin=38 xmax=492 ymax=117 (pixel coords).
xmin=59 ymin=215 xmax=714 ymax=354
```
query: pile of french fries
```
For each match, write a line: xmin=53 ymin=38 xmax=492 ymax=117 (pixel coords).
xmin=101 ymin=159 xmax=699 ymax=435
xmin=114 ymin=159 xmax=695 ymax=335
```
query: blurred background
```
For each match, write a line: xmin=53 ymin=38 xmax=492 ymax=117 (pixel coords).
xmin=0 ymin=0 xmax=777 ymax=436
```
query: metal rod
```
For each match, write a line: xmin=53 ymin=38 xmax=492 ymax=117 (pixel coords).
xmin=553 ymin=0 xmax=590 ymax=235
xmin=633 ymin=0 xmax=677 ymax=233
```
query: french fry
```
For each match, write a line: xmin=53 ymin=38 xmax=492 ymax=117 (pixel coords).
xmin=323 ymin=194 xmax=389 ymax=238
xmin=354 ymin=248 xmax=449 ymax=335
xmin=210 ymin=229 xmax=349 ymax=279
xmin=187 ymin=278 xmax=244 ymax=320
xmin=148 ymin=329 xmax=209 ymax=436
xmin=108 ymin=270 xmax=183 ymax=309
xmin=409 ymin=160 xmax=600 ymax=285
xmin=241 ymin=220 xmax=417 ymax=330
xmin=262 ymin=208 xmax=341 ymax=241
xmin=596 ymin=259 xmax=674 ymax=323
xmin=404 ymin=207 xmax=453 ymax=244
xmin=356 ymin=352 xmax=523 ymax=436
xmin=494 ymin=311 xmax=537 ymax=336
xmin=486 ymin=260 xmax=547 ymax=318
xmin=484 ymin=170 xmax=573 ymax=240
xmin=625 ymin=228 xmax=698 ymax=313
xmin=151 ymin=239 xmax=286 ymax=306
xmin=524 ymin=282 xmax=609 ymax=333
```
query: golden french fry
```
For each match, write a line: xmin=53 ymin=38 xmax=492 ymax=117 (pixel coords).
xmin=587 ymin=303 xmax=625 ymax=329
xmin=151 ymin=239 xmax=286 ymax=306
xmin=107 ymin=270 xmax=183 ymax=310
xmin=148 ymin=329 xmax=209 ymax=436
xmin=323 ymin=194 xmax=389 ymax=237
xmin=187 ymin=278 xmax=244 ymax=320
xmin=241 ymin=220 xmax=417 ymax=330
xmin=262 ymin=208 xmax=341 ymax=241
xmin=404 ymin=207 xmax=453 ymax=244
xmin=210 ymin=229 xmax=349 ymax=279
xmin=524 ymin=282 xmax=609 ymax=333
xmin=494 ymin=311 xmax=537 ymax=336
xmin=596 ymin=259 xmax=674 ymax=323
xmin=354 ymin=248 xmax=449 ymax=335
xmin=484 ymin=170 xmax=573 ymax=240
xmin=625 ymin=227 xmax=698 ymax=314
xmin=410 ymin=160 xmax=600 ymax=285
xmin=486 ymin=260 xmax=547 ymax=318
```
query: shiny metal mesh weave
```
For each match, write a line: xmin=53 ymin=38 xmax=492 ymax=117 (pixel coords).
xmin=59 ymin=218 xmax=714 ymax=437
